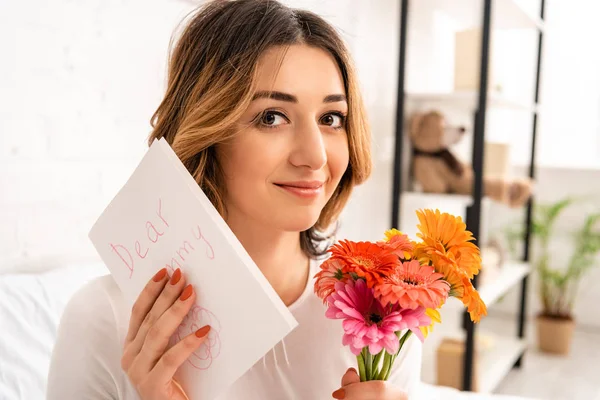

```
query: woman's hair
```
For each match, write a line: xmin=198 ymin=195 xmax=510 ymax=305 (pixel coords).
xmin=148 ymin=0 xmax=372 ymax=258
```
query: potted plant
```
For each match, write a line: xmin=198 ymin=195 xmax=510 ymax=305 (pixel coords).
xmin=506 ymin=198 xmax=600 ymax=355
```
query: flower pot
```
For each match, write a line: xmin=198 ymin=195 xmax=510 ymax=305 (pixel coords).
xmin=536 ymin=314 xmax=575 ymax=355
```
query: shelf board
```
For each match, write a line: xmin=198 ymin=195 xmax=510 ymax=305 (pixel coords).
xmin=478 ymin=261 xmax=530 ymax=307
xmin=401 ymin=191 xmax=475 ymax=207
xmin=431 ymin=0 xmax=544 ymax=31
xmin=479 ymin=334 xmax=527 ymax=393
xmin=406 ymin=90 xmax=537 ymax=112
xmin=423 ymin=330 xmax=527 ymax=394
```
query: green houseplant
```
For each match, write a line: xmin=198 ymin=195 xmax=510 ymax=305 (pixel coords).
xmin=506 ymin=197 xmax=600 ymax=354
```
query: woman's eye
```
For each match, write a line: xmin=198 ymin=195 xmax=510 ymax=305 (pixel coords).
xmin=321 ymin=113 xmax=345 ymax=129
xmin=259 ymin=111 xmax=287 ymax=128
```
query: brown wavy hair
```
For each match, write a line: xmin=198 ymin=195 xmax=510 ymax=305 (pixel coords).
xmin=148 ymin=0 xmax=372 ymax=258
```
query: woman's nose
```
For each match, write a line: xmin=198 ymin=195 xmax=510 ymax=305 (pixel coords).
xmin=289 ymin=122 xmax=327 ymax=170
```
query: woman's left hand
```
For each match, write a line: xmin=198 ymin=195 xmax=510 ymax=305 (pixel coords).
xmin=331 ymin=368 xmax=408 ymax=400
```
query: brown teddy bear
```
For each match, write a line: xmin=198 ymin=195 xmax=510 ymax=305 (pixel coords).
xmin=409 ymin=110 xmax=532 ymax=208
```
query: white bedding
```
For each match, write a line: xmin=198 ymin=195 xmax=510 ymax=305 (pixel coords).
xmin=0 ymin=261 xmax=535 ymax=400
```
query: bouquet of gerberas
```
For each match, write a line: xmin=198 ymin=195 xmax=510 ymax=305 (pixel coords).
xmin=314 ymin=209 xmax=488 ymax=381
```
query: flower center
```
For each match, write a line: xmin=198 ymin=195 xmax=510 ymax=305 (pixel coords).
xmin=369 ymin=313 xmax=383 ymax=324
xmin=403 ymin=277 xmax=423 ymax=286
xmin=354 ymin=255 xmax=374 ymax=269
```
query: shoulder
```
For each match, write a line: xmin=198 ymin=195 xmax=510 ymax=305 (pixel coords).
xmin=59 ymin=274 xmax=123 ymax=335
xmin=47 ymin=275 xmax=126 ymax=399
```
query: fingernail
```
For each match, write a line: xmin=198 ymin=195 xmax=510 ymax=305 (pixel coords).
xmin=179 ymin=284 xmax=193 ymax=301
xmin=169 ymin=268 xmax=182 ymax=285
xmin=332 ymin=388 xmax=345 ymax=399
xmin=346 ymin=367 xmax=357 ymax=375
xmin=152 ymin=268 xmax=167 ymax=282
xmin=195 ymin=325 xmax=211 ymax=338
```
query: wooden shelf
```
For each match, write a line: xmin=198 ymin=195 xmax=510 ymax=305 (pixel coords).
xmin=407 ymin=90 xmax=537 ymax=112
xmin=422 ymin=329 xmax=527 ymax=394
xmin=431 ymin=0 xmax=544 ymax=31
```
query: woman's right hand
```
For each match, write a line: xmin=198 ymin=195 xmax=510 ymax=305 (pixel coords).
xmin=121 ymin=267 xmax=211 ymax=400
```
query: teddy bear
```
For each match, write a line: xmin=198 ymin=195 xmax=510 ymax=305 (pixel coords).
xmin=408 ymin=110 xmax=533 ymax=208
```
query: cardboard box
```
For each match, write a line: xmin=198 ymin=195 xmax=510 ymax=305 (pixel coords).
xmin=436 ymin=337 xmax=480 ymax=391
xmin=484 ymin=142 xmax=511 ymax=179
xmin=454 ymin=29 xmax=501 ymax=92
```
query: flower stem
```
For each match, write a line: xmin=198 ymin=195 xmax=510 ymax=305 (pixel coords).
xmin=371 ymin=350 xmax=384 ymax=379
xmin=384 ymin=330 xmax=413 ymax=380
xmin=377 ymin=352 xmax=392 ymax=380
xmin=364 ymin=349 xmax=372 ymax=380
xmin=356 ymin=353 xmax=367 ymax=382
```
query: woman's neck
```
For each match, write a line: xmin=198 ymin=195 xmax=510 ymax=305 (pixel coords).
xmin=226 ymin=214 xmax=310 ymax=306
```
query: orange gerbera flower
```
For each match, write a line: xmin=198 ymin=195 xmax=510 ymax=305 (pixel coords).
xmin=462 ymin=283 xmax=487 ymax=323
xmin=329 ymin=240 xmax=398 ymax=288
xmin=314 ymin=258 xmax=349 ymax=303
xmin=419 ymin=249 xmax=487 ymax=323
xmin=374 ymin=260 xmax=450 ymax=310
xmin=438 ymin=259 xmax=487 ymax=323
xmin=378 ymin=229 xmax=414 ymax=260
xmin=416 ymin=209 xmax=482 ymax=278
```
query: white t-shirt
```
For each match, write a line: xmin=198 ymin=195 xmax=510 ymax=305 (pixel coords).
xmin=46 ymin=258 xmax=422 ymax=399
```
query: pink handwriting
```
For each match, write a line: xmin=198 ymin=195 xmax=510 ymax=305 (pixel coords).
xmin=173 ymin=304 xmax=222 ymax=370
xmin=109 ymin=198 xmax=216 ymax=278
xmin=192 ymin=225 xmax=215 ymax=260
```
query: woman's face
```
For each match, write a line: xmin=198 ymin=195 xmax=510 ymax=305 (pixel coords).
xmin=217 ymin=44 xmax=350 ymax=233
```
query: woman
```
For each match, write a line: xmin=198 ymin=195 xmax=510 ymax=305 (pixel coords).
xmin=47 ymin=1 xmax=421 ymax=399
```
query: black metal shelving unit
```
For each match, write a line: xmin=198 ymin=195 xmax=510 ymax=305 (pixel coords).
xmin=390 ymin=0 xmax=546 ymax=392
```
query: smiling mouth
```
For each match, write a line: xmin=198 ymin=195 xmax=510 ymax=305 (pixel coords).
xmin=274 ymin=181 xmax=325 ymax=198
xmin=274 ymin=181 xmax=324 ymax=189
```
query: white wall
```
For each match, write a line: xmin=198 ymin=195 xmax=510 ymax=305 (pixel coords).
xmin=0 ymin=0 xmax=194 ymax=272
xmin=0 ymin=0 xmax=400 ymax=272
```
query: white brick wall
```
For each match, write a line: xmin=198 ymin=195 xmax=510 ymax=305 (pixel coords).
xmin=0 ymin=0 xmax=195 ymax=272
xmin=0 ymin=0 xmax=399 ymax=272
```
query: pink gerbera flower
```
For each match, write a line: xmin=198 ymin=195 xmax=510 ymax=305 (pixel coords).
xmin=326 ymin=279 xmax=432 ymax=355
xmin=375 ymin=260 xmax=450 ymax=310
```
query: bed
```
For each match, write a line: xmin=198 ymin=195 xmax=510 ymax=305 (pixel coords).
xmin=0 ymin=260 xmax=536 ymax=400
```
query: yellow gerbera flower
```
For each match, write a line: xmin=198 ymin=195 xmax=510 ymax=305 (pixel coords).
xmin=415 ymin=209 xmax=482 ymax=279
xmin=420 ymin=308 xmax=442 ymax=338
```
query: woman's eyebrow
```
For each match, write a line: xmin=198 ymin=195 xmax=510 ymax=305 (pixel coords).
xmin=251 ymin=91 xmax=347 ymax=104
xmin=323 ymin=94 xmax=346 ymax=103
xmin=252 ymin=91 xmax=298 ymax=103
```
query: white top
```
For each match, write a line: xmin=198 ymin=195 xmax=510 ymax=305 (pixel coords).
xmin=46 ymin=259 xmax=422 ymax=400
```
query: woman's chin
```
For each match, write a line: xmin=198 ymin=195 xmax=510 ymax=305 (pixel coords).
xmin=280 ymin=214 xmax=322 ymax=233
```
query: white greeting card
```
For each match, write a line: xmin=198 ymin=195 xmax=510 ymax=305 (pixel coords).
xmin=89 ymin=138 xmax=298 ymax=400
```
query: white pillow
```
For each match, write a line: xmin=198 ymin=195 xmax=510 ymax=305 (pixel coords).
xmin=0 ymin=261 xmax=108 ymax=400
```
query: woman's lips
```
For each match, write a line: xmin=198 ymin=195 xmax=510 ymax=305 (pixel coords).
xmin=274 ymin=181 xmax=324 ymax=198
